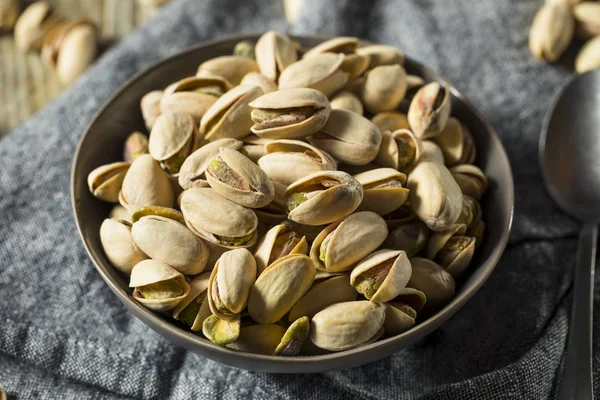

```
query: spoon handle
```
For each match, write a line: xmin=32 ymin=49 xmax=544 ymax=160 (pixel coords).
xmin=558 ymin=223 xmax=596 ymax=400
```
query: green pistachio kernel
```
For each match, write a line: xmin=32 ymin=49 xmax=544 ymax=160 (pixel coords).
xmin=202 ymin=314 xmax=240 ymax=345
xmin=179 ymin=291 xmax=207 ymax=326
xmin=131 ymin=205 xmax=185 ymax=224
xmin=233 ymin=40 xmax=255 ymax=59
xmin=274 ymin=316 xmax=310 ymax=356
xmin=214 ymin=232 xmax=254 ymax=247
xmin=160 ymin=153 xmax=187 ymax=174
xmin=285 ymin=192 xmax=308 ymax=212
xmin=353 ymin=258 xmax=395 ymax=300
xmin=138 ymin=278 xmax=183 ymax=300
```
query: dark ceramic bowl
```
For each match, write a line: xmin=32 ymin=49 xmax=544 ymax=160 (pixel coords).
xmin=71 ymin=34 xmax=514 ymax=373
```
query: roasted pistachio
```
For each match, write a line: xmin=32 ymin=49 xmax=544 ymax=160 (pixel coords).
xmin=575 ymin=36 xmax=600 ymax=74
xmin=141 ymin=91 xmax=163 ymax=131
xmin=202 ymin=314 xmax=241 ymax=345
xmin=529 ymin=2 xmax=574 ymax=62
xmin=172 ymin=272 xmax=212 ymax=331
xmin=88 ymin=162 xmax=130 ymax=203
xmin=234 ymin=40 xmax=255 ymax=59
xmin=303 ymin=36 xmax=369 ymax=79
xmin=405 ymin=75 xmax=426 ymax=100
xmin=573 ymin=2 xmax=600 ymax=39
xmin=382 ymin=203 xmax=417 ymax=230
xmin=330 ymin=91 xmax=363 ymax=115
xmin=149 ymin=112 xmax=198 ymax=175
xmin=361 ymin=64 xmax=407 ymax=114
xmin=385 ymin=221 xmax=430 ymax=257
xmin=356 ymin=44 xmax=404 ymax=69
xmin=254 ymin=180 xmax=288 ymax=226
xmin=384 ymin=302 xmax=416 ymax=336
xmin=375 ymin=129 xmax=422 ymax=171
xmin=254 ymin=223 xmax=308 ymax=275
xmin=119 ymin=154 xmax=174 ymax=211
xmin=426 ymin=223 xmax=467 ymax=260
xmin=255 ymin=31 xmax=297 ymax=81
xmin=278 ymin=53 xmax=349 ymax=97
xmin=274 ymin=316 xmax=310 ymax=356
xmin=281 ymin=219 xmax=328 ymax=242
xmin=371 ymin=111 xmax=410 ymax=133
xmin=241 ymin=71 xmax=278 ymax=94
xmin=450 ymin=164 xmax=488 ymax=200
xmin=130 ymin=259 xmax=190 ymax=311
xmin=123 ymin=132 xmax=149 ymax=163
xmin=351 ymin=249 xmax=412 ymax=302
xmin=14 ymin=2 xmax=61 ymax=51
xmin=109 ymin=205 xmax=131 ymax=222
xmin=288 ymin=275 xmax=357 ymax=322
xmin=354 ymin=168 xmax=409 ymax=216
xmin=100 ymin=218 xmax=148 ymax=274
xmin=197 ymin=56 xmax=259 ymax=85
xmin=435 ymin=236 xmax=476 ymax=279
xmin=408 ymin=82 xmax=451 ymax=139
xmin=160 ymin=76 xmax=232 ymax=122
xmin=467 ymin=219 xmax=485 ymax=248
xmin=407 ymin=257 xmax=455 ymax=312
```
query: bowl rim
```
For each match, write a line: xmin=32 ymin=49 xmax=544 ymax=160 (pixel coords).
xmin=71 ymin=33 xmax=514 ymax=368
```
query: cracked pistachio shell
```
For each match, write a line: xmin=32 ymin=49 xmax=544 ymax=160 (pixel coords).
xmin=285 ymin=170 xmax=364 ymax=226
xmin=450 ymin=164 xmax=488 ymax=200
xmin=408 ymin=82 xmax=451 ymax=139
xmin=405 ymin=75 xmax=426 ymax=100
xmin=407 ymin=160 xmax=462 ymax=232
xmin=310 ymin=301 xmax=385 ymax=351
xmin=178 ymin=138 xmax=243 ymax=190
xmin=206 ymin=147 xmax=274 ymax=208
xmin=132 ymin=215 xmax=209 ymax=275
xmin=141 ymin=90 xmax=163 ymax=131
xmin=361 ymin=64 xmax=407 ymax=114
xmin=14 ymin=2 xmax=60 ymax=51
xmin=227 ymin=324 xmax=286 ymax=355
xmin=196 ymin=55 xmax=259 ymax=85
xmin=529 ymin=2 xmax=574 ymax=62
xmin=254 ymin=223 xmax=308 ymax=275
xmin=274 ymin=316 xmax=310 ymax=356
xmin=131 ymin=205 xmax=184 ymax=224
xmin=426 ymin=223 xmax=468 ymax=260
xmin=87 ymin=162 xmax=130 ymax=203
xmin=385 ymin=221 xmax=430 ymax=258
xmin=203 ymin=314 xmax=241 ymax=345
xmin=130 ymin=260 xmax=190 ymax=312
xmin=371 ymin=111 xmax=410 ymax=133
xmin=248 ymin=254 xmax=316 ymax=324
xmin=100 ymin=218 xmax=148 ymax=274
xmin=119 ymin=154 xmax=174 ymax=212
xmin=354 ymin=168 xmax=409 ymax=216
xmin=258 ymin=139 xmax=337 ymax=186
xmin=374 ymin=129 xmax=423 ymax=171
xmin=575 ymin=36 xmax=600 ymax=74
xmin=200 ymin=84 xmax=263 ymax=140
xmin=407 ymin=257 xmax=455 ymax=311
xmin=255 ymin=31 xmax=297 ymax=81
xmin=0 ymin=0 xmax=19 ymax=32
xmin=124 ymin=132 xmax=149 ymax=163
xmin=241 ymin=71 xmax=278 ymax=93
xmin=208 ymin=249 xmax=257 ymax=320
xmin=310 ymin=211 xmax=388 ymax=272
xmin=160 ymin=76 xmax=232 ymax=122
xmin=356 ymin=44 xmax=404 ymax=69
xmin=180 ymin=187 xmax=258 ymax=248
xmin=254 ymin=180 xmax=288 ymax=225
xmin=172 ymin=272 xmax=212 ymax=331
xmin=351 ymin=249 xmax=412 ymax=303
xmin=278 ymin=53 xmax=349 ymax=97
xmin=288 ymin=274 xmax=357 ymax=322
xmin=249 ymin=88 xmax=331 ymax=139
xmin=308 ymin=109 xmax=382 ymax=166
xmin=149 ymin=112 xmax=197 ymax=171
xmin=435 ymin=236 xmax=476 ymax=279
xmin=384 ymin=302 xmax=416 ymax=336
xmin=395 ymin=287 xmax=427 ymax=312
xmin=330 ymin=91 xmax=363 ymax=114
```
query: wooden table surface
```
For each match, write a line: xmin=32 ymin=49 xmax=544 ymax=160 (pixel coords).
xmin=0 ymin=0 xmax=158 ymax=137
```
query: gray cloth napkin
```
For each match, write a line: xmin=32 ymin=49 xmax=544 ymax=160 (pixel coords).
xmin=0 ymin=0 xmax=594 ymax=398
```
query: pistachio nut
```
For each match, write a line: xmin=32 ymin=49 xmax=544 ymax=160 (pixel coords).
xmin=205 ymin=147 xmax=275 ymax=208
xmin=435 ymin=236 xmax=476 ymax=279
xmin=407 ymin=257 xmax=455 ymax=312
xmin=241 ymin=144 xmax=267 ymax=163
xmin=240 ymin=71 xmax=278 ymax=94
xmin=467 ymin=219 xmax=485 ymax=248
xmin=249 ymin=88 xmax=331 ymax=140
xmin=132 ymin=215 xmax=209 ymax=275
xmin=351 ymin=249 xmax=412 ymax=302
xmin=281 ymin=219 xmax=328 ymax=242
xmin=463 ymin=195 xmax=482 ymax=223
xmin=384 ymin=221 xmax=430 ymax=258
xmin=374 ymin=129 xmax=423 ymax=171
xmin=100 ymin=218 xmax=148 ymax=274
xmin=227 ymin=324 xmax=286 ymax=355
xmin=172 ymin=272 xmax=212 ymax=331
xmin=310 ymin=301 xmax=385 ymax=351
xmin=450 ymin=164 xmax=488 ymax=200
xmin=109 ymin=205 xmax=131 ymax=222
xmin=310 ymin=211 xmax=388 ymax=272
xmin=303 ymin=37 xmax=369 ymax=79
xmin=254 ymin=180 xmax=288 ymax=225
xmin=408 ymin=82 xmax=452 ymax=139
xmin=254 ymin=223 xmax=308 ymax=275
xmin=131 ymin=205 xmax=184 ymax=224
xmin=202 ymin=314 xmax=241 ymax=345
xmin=278 ymin=53 xmax=350 ymax=97
xmin=573 ymin=2 xmax=600 ymax=39
xmin=130 ymin=259 xmax=190 ymax=311
xmin=160 ymin=76 xmax=232 ymax=122
xmin=52 ymin=21 xmax=98 ymax=85
xmin=123 ymin=132 xmax=149 ymax=163
xmin=342 ymin=76 xmax=366 ymax=96
xmin=199 ymin=84 xmax=263 ymax=140
xmin=455 ymin=196 xmax=474 ymax=227
xmin=529 ymin=2 xmax=574 ymax=62
xmin=395 ymin=287 xmax=427 ymax=312
xmin=288 ymin=275 xmax=357 ymax=322
xmin=308 ymin=109 xmax=382 ymax=166
xmin=255 ymin=31 xmax=297 ymax=81
xmin=384 ymin=302 xmax=416 ymax=336
xmin=405 ymin=75 xmax=426 ymax=100
xmin=196 ymin=55 xmax=259 ymax=85
xmin=371 ymin=111 xmax=410 ymax=133
xmin=233 ymin=40 xmax=255 ymax=59
xmin=426 ymin=223 xmax=468 ymax=260
xmin=356 ymin=44 xmax=404 ymax=69
xmin=285 ymin=170 xmax=364 ymax=226
xmin=274 ymin=316 xmax=311 ymax=356
xmin=407 ymin=160 xmax=462 ymax=231
xmin=140 ymin=91 xmax=164 ymax=131
xmin=382 ymin=203 xmax=417 ymax=230
xmin=419 ymin=140 xmax=445 ymax=165
xmin=87 ymin=162 xmax=130 ymax=203
xmin=180 ymin=187 xmax=258 ymax=248
xmin=247 ymin=254 xmax=316 ymax=324
xmin=575 ymin=36 xmax=600 ymax=74
xmin=361 ymin=64 xmax=407 ymax=114
xmin=432 ymin=118 xmax=471 ymax=166
xmin=0 ymin=0 xmax=19 ymax=32
xmin=258 ymin=139 xmax=337 ymax=186
xmin=119 ymin=154 xmax=174 ymax=211
xmin=149 ymin=112 xmax=198 ymax=175
xmin=14 ymin=1 xmax=61 ymax=51
xmin=330 ymin=91 xmax=363 ymax=115
xmin=354 ymin=168 xmax=409 ymax=216
xmin=178 ymin=138 xmax=243 ymax=190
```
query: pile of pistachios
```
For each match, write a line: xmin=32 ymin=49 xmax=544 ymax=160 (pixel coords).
xmin=529 ymin=0 xmax=600 ymax=73
xmin=88 ymin=32 xmax=488 ymax=356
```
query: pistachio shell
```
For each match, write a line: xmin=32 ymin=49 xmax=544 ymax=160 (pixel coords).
xmin=180 ymin=187 xmax=258 ymax=248
xmin=395 ymin=287 xmax=427 ymax=312
xmin=285 ymin=170 xmax=364 ymax=226
xmin=354 ymin=168 xmax=409 ymax=216
xmin=131 ymin=205 xmax=184 ymax=224
xmin=361 ymin=64 xmax=407 ymax=114
xmin=255 ymin=31 xmax=298 ymax=81
xmin=371 ymin=111 xmax=410 ymax=133
xmin=573 ymin=2 xmax=600 ymax=39
xmin=385 ymin=221 xmax=430 ymax=258
xmin=141 ymin=90 xmax=163 ymax=131
xmin=109 ymin=205 xmax=131 ymax=222
xmin=124 ymin=132 xmax=149 ymax=163
xmin=330 ymin=90 xmax=363 ymax=114
xmin=310 ymin=301 xmax=385 ymax=351
xmin=278 ymin=53 xmax=349 ymax=97
xmin=382 ymin=203 xmax=417 ymax=230
xmin=100 ymin=218 xmax=148 ymax=274
xmin=450 ymin=164 xmax=488 ymax=200
xmin=351 ymin=249 xmax=412 ymax=303
xmin=302 ymin=36 xmax=359 ymax=58
xmin=258 ymin=139 xmax=337 ymax=185
xmin=432 ymin=117 xmax=465 ymax=166
xmin=575 ymin=36 xmax=600 ymax=74
xmin=130 ymin=260 xmax=190 ymax=312
xmin=426 ymin=224 xmax=468 ymax=260
xmin=340 ymin=53 xmax=371 ymax=79
xmin=227 ymin=324 xmax=286 ymax=355
xmin=435 ymin=236 xmax=476 ymax=279
xmin=254 ymin=180 xmax=288 ymax=225
xmin=281 ymin=219 xmax=328 ymax=242
xmin=288 ymin=275 xmax=357 ymax=322
xmin=356 ymin=44 xmax=404 ymax=69
xmin=178 ymin=138 xmax=243 ymax=190
xmin=529 ymin=2 xmax=574 ymax=62
xmin=308 ymin=109 xmax=382 ymax=166
xmin=384 ymin=302 xmax=416 ymax=336
xmin=374 ymin=129 xmax=421 ymax=171
xmin=249 ymin=88 xmax=331 ymax=139
xmin=14 ymin=2 xmax=60 ymax=51
xmin=87 ymin=162 xmax=130 ymax=203
xmin=405 ymin=75 xmax=426 ymax=100
xmin=408 ymin=82 xmax=451 ymax=139
xmin=247 ymin=254 xmax=316 ymax=324
xmin=172 ymin=272 xmax=212 ymax=331
xmin=241 ymin=71 xmax=278 ymax=93
xmin=467 ymin=218 xmax=485 ymax=248
xmin=254 ymin=223 xmax=308 ymax=275
xmin=274 ymin=316 xmax=310 ymax=356
xmin=160 ymin=76 xmax=231 ymax=122
xmin=55 ymin=23 xmax=97 ymax=85
xmin=197 ymin=56 xmax=259 ymax=85
xmin=149 ymin=112 xmax=197 ymax=169
xmin=407 ymin=257 xmax=455 ymax=312
xmin=119 ymin=154 xmax=174 ymax=212
xmin=202 ymin=314 xmax=241 ymax=345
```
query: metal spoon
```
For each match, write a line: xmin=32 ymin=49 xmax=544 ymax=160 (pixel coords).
xmin=540 ymin=69 xmax=600 ymax=400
